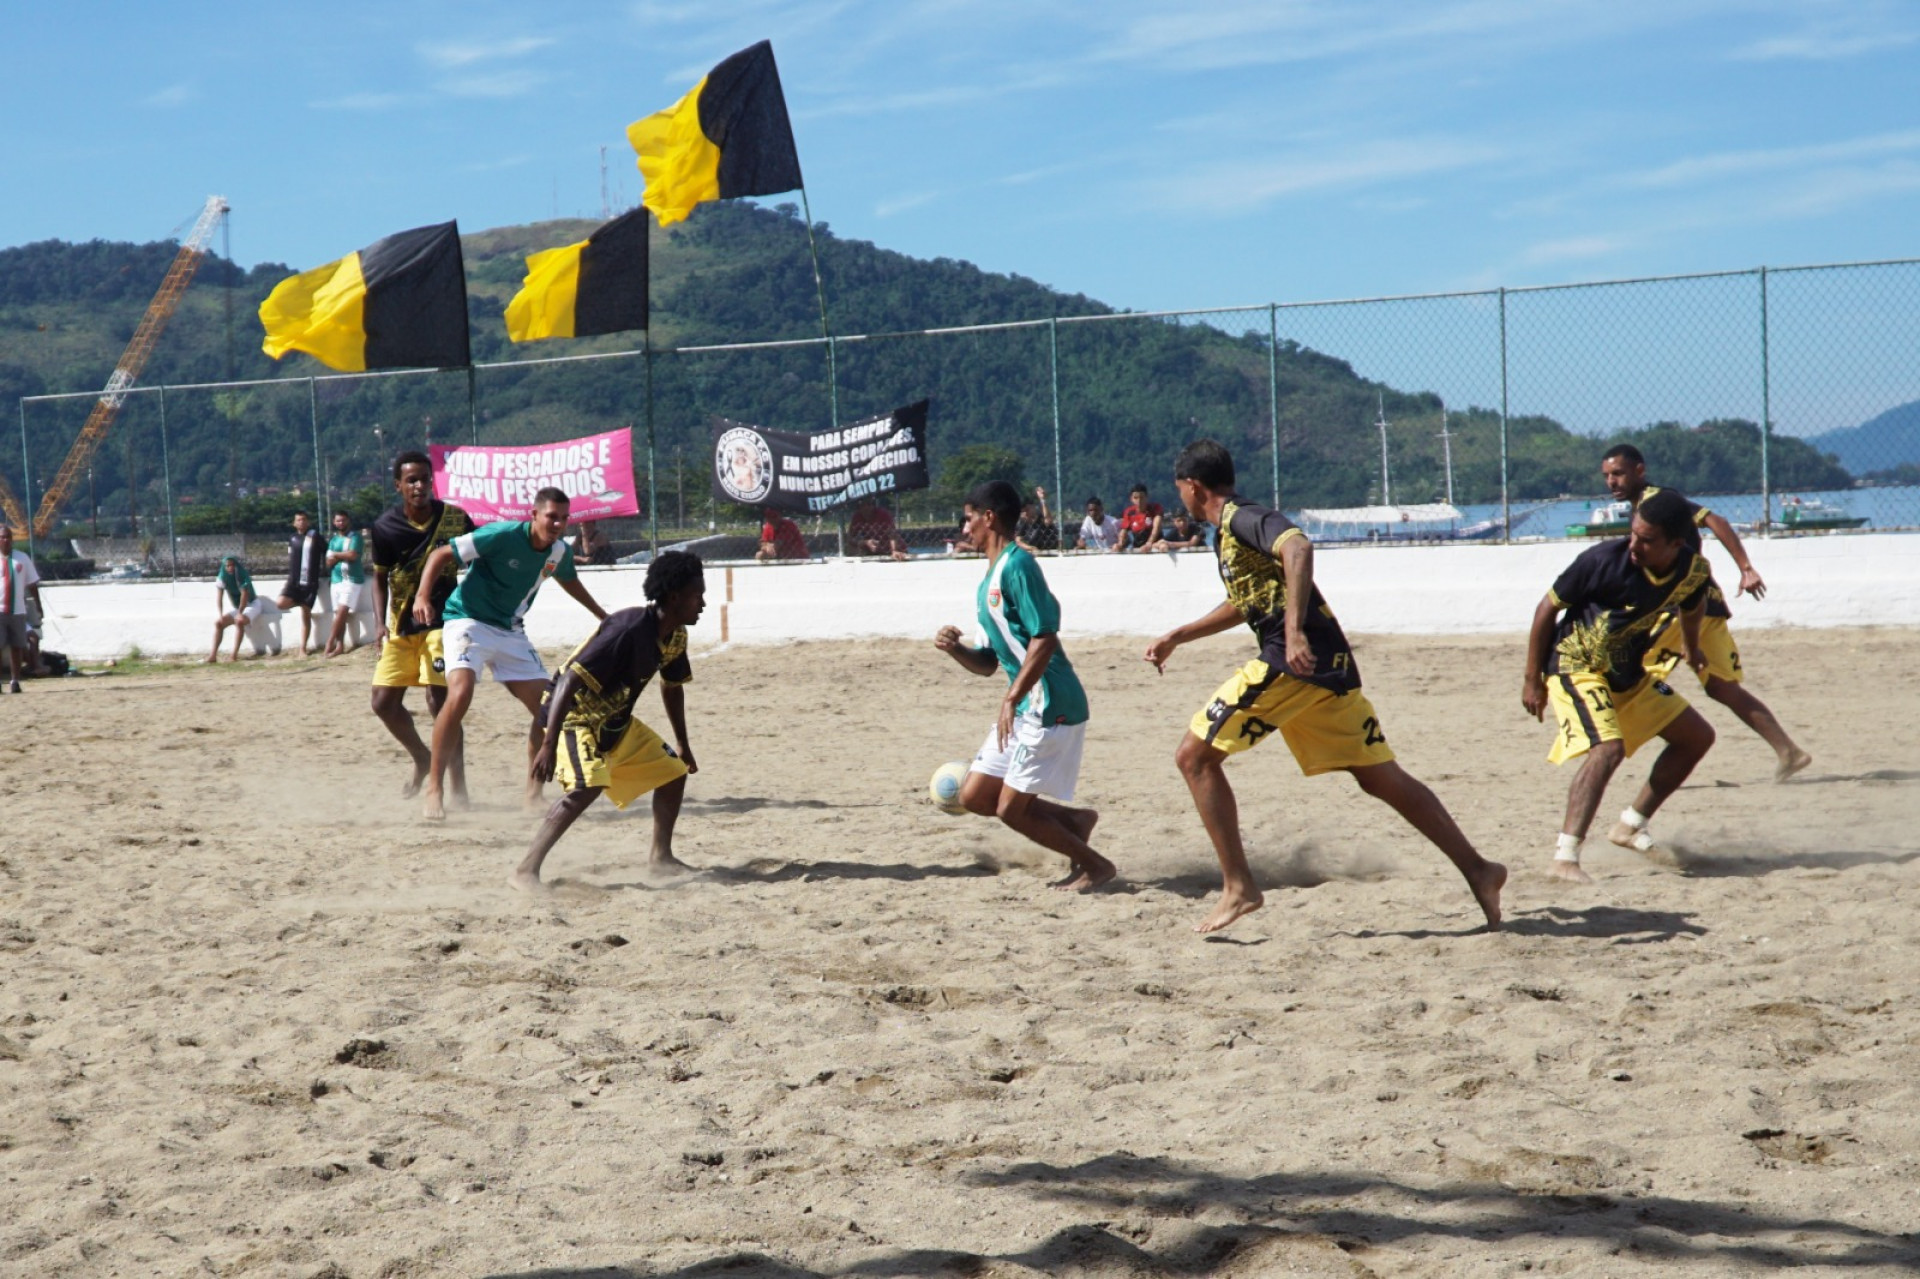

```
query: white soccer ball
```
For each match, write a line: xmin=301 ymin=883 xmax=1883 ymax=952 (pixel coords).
xmin=928 ymin=761 xmax=970 ymax=815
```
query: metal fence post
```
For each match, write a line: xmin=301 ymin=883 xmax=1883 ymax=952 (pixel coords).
xmin=644 ymin=335 xmax=659 ymax=555
xmin=17 ymin=399 xmax=31 ymax=560
xmin=159 ymin=385 xmax=178 ymax=579
xmin=1268 ymin=303 xmax=1281 ymax=506
xmin=1759 ymin=266 xmax=1772 ymax=535
xmin=1499 ymin=287 xmax=1511 ymax=544
xmin=467 ymin=365 xmax=480 ymax=446
xmin=308 ymin=377 xmax=326 ymax=528
xmin=1049 ymin=317 xmax=1064 ymax=553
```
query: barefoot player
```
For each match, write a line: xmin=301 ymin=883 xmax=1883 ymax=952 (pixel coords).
xmin=1146 ymin=440 xmax=1504 ymax=934
xmin=934 ymin=480 xmax=1116 ymax=893
xmin=1601 ymin=444 xmax=1812 ymax=781
xmin=1522 ymin=489 xmax=1719 ymax=881
xmin=512 ymin=551 xmax=706 ymax=891
xmin=369 ymin=451 xmax=471 ymax=799
xmin=415 ymin=487 xmax=607 ymax=820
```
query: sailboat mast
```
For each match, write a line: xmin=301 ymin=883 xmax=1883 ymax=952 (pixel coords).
xmin=1437 ymin=400 xmax=1455 ymax=507
xmin=1376 ymin=392 xmax=1392 ymax=508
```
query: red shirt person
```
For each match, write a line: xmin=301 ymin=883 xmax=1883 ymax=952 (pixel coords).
xmin=847 ymin=497 xmax=909 ymax=560
xmin=1117 ymin=484 xmax=1165 ymax=552
xmin=757 ymin=508 xmax=809 ymax=561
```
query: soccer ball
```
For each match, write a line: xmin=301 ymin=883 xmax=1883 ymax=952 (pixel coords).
xmin=928 ymin=761 xmax=970 ymax=815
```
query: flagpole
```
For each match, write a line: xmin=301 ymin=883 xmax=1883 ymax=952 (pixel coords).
xmin=644 ymin=331 xmax=659 ymax=556
xmin=797 ymin=188 xmax=838 ymax=432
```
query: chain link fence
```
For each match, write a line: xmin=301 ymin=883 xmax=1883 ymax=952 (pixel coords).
xmin=12 ymin=256 xmax=1918 ymax=579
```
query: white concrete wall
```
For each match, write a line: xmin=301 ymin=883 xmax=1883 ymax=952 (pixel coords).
xmin=34 ymin=533 xmax=1919 ymax=661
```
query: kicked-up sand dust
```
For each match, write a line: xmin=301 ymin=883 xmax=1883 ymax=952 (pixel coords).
xmin=1 ymin=626 xmax=1917 ymax=1277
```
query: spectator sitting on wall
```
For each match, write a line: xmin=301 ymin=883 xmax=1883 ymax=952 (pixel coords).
xmin=1146 ymin=509 xmax=1206 ymax=552
xmin=211 ymin=554 xmax=272 ymax=664
xmin=847 ymin=496 xmax=909 ymax=560
xmin=1117 ymin=483 xmax=1164 ymax=552
xmin=274 ymin=511 xmax=329 ymax=655
xmin=757 ymin=507 xmax=809 ymax=562
xmin=1 ymin=524 xmax=43 ymax=694
xmin=1015 ymin=485 xmax=1059 ymax=553
xmin=1076 ymin=497 xmax=1122 ymax=552
xmin=573 ymin=520 xmax=617 ymax=566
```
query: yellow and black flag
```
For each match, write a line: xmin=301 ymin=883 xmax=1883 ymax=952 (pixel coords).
xmin=503 ymin=205 xmax=650 ymax=343
xmin=259 ymin=221 xmax=471 ymax=371
xmin=627 ymin=39 xmax=802 ymax=226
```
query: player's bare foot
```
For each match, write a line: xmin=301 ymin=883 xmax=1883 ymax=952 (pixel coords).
xmin=1548 ymin=860 xmax=1594 ymax=884
xmin=1774 ymin=748 xmax=1812 ymax=783
xmin=1195 ymin=888 xmax=1264 ymax=934
xmin=1608 ymin=820 xmax=1680 ymax=868
xmin=1469 ymin=859 xmax=1506 ymax=930
xmin=1049 ymin=855 xmax=1118 ymax=893
xmin=649 ymin=852 xmax=692 ymax=876
xmin=401 ymin=764 xmax=428 ymax=799
xmin=507 ymin=868 xmax=548 ymax=894
xmin=421 ymin=788 xmax=446 ymax=822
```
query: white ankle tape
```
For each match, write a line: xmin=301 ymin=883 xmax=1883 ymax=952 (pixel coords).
xmin=1620 ymin=807 xmax=1648 ymax=830
xmin=1555 ymin=833 xmax=1583 ymax=863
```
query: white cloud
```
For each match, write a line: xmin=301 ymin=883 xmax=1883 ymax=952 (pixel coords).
xmin=143 ymin=83 xmax=196 ymax=108
xmin=417 ymin=36 xmax=556 ymax=69
xmin=310 ymin=92 xmax=408 ymax=112
xmin=875 ymin=190 xmax=938 ymax=217
xmin=1517 ymin=235 xmax=1631 ymax=266
xmin=1623 ymin=130 xmax=1920 ymax=189
xmin=1160 ymin=138 xmax=1504 ymax=215
xmin=1730 ymin=26 xmax=1917 ymax=61
xmin=436 ymin=70 xmax=549 ymax=99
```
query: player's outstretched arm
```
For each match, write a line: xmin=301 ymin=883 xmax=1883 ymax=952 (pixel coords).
xmin=1144 ymin=600 xmax=1242 ymax=672
xmin=557 ymin=576 xmax=608 ymax=621
xmin=934 ymin=625 xmax=999 ymax=677
xmin=1703 ymin=511 xmax=1765 ymax=598
xmin=1276 ymin=535 xmax=1318 ymax=676
xmin=1679 ymin=599 xmax=1708 ymax=676
xmin=412 ymin=546 xmax=457 ymax=628
xmin=1522 ymin=594 xmax=1560 ymax=720
xmin=370 ymin=567 xmax=390 ymax=648
xmin=660 ymin=682 xmax=697 ymax=775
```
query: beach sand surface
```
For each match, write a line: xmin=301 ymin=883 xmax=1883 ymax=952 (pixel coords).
xmin=2 ymin=628 xmax=1917 ymax=1277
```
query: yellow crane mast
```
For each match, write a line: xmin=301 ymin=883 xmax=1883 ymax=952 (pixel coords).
xmin=17 ymin=195 xmax=229 ymax=539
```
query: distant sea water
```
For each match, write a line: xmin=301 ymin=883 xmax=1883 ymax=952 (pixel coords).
xmin=1366 ymin=483 xmax=1920 ymax=541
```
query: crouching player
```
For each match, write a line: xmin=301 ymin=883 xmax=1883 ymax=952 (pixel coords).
xmin=934 ymin=480 xmax=1117 ymax=893
xmin=510 ymin=551 xmax=706 ymax=892
xmin=1522 ymin=490 xmax=1718 ymax=881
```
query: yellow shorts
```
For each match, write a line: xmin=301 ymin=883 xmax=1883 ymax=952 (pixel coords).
xmin=1191 ymin=658 xmax=1395 ymax=777
xmin=554 ymin=718 xmax=688 ymax=810
xmin=372 ymin=629 xmax=446 ymax=688
xmin=1547 ymin=671 xmax=1690 ymax=765
xmin=1645 ymin=615 xmax=1742 ymax=685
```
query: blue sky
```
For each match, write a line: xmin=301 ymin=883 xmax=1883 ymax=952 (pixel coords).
xmin=4 ymin=0 xmax=1916 ymax=310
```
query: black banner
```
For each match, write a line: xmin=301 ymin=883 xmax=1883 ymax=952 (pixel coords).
xmin=711 ymin=400 xmax=930 ymax=513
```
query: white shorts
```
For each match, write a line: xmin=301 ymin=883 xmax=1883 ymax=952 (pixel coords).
xmin=222 ymin=599 xmax=267 ymax=623
xmin=330 ymin=579 xmax=367 ymax=613
xmin=970 ymin=713 xmax=1086 ymax=802
xmin=442 ymin=616 xmax=547 ymax=683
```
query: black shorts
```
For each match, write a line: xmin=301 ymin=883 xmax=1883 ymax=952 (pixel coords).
xmin=280 ymin=581 xmax=320 ymax=609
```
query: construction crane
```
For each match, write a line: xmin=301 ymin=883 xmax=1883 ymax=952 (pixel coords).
xmin=6 ymin=195 xmax=229 ymax=539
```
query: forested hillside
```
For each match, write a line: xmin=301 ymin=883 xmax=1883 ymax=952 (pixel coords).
xmin=0 ymin=201 xmax=1852 ymax=534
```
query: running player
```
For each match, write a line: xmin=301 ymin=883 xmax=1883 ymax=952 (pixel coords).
xmin=933 ymin=480 xmax=1116 ymax=893
xmin=1522 ymin=489 xmax=1719 ymax=881
xmin=414 ymin=487 xmax=607 ymax=820
xmin=1145 ymin=440 xmax=1504 ymax=934
xmin=511 ymin=551 xmax=706 ymax=892
xmin=369 ymin=451 xmax=471 ymax=799
xmin=1600 ymin=444 xmax=1812 ymax=781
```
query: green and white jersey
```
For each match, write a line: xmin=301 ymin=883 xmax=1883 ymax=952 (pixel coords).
xmin=443 ymin=520 xmax=577 ymax=631
xmin=329 ymin=530 xmax=365 ymax=585
xmin=975 ymin=544 xmax=1088 ymax=726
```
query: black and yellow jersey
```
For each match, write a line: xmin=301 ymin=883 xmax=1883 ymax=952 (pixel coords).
xmin=1636 ymin=484 xmax=1731 ymax=620
xmin=550 ymin=606 xmax=692 ymax=748
xmin=371 ymin=500 xmax=472 ymax=635
xmin=1549 ymin=539 xmax=1710 ymax=691
xmin=1213 ymin=498 xmax=1360 ymax=694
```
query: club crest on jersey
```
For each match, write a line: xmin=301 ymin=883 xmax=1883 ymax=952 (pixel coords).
xmin=987 ymin=588 xmax=1002 ymax=610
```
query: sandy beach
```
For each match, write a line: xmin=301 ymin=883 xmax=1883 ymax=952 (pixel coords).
xmin=2 ymin=626 xmax=1917 ymax=1277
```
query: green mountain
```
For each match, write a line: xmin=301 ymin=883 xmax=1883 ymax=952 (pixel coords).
xmin=0 ymin=202 xmax=1853 ymax=535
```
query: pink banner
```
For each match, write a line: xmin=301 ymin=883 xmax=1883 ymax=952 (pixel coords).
xmin=430 ymin=429 xmax=639 ymax=525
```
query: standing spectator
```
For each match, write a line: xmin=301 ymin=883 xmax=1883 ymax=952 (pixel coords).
xmin=1015 ymin=486 xmax=1059 ymax=553
xmin=210 ymin=555 xmax=271 ymax=664
xmin=757 ymin=507 xmax=809 ymax=561
xmin=324 ymin=510 xmax=367 ymax=657
xmin=274 ymin=511 xmax=328 ymax=654
xmin=1147 ymin=509 xmax=1206 ymax=552
xmin=1076 ymin=497 xmax=1122 ymax=552
xmin=1117 ymin=483 xmax=1164 ymax=552
xmin=0 ymin=525 xmax=42 ymax=694
xmin=573 ymin=520 xmax=617 ymax=566
xmin=847 ymin=496 xmax=909 ymax=560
